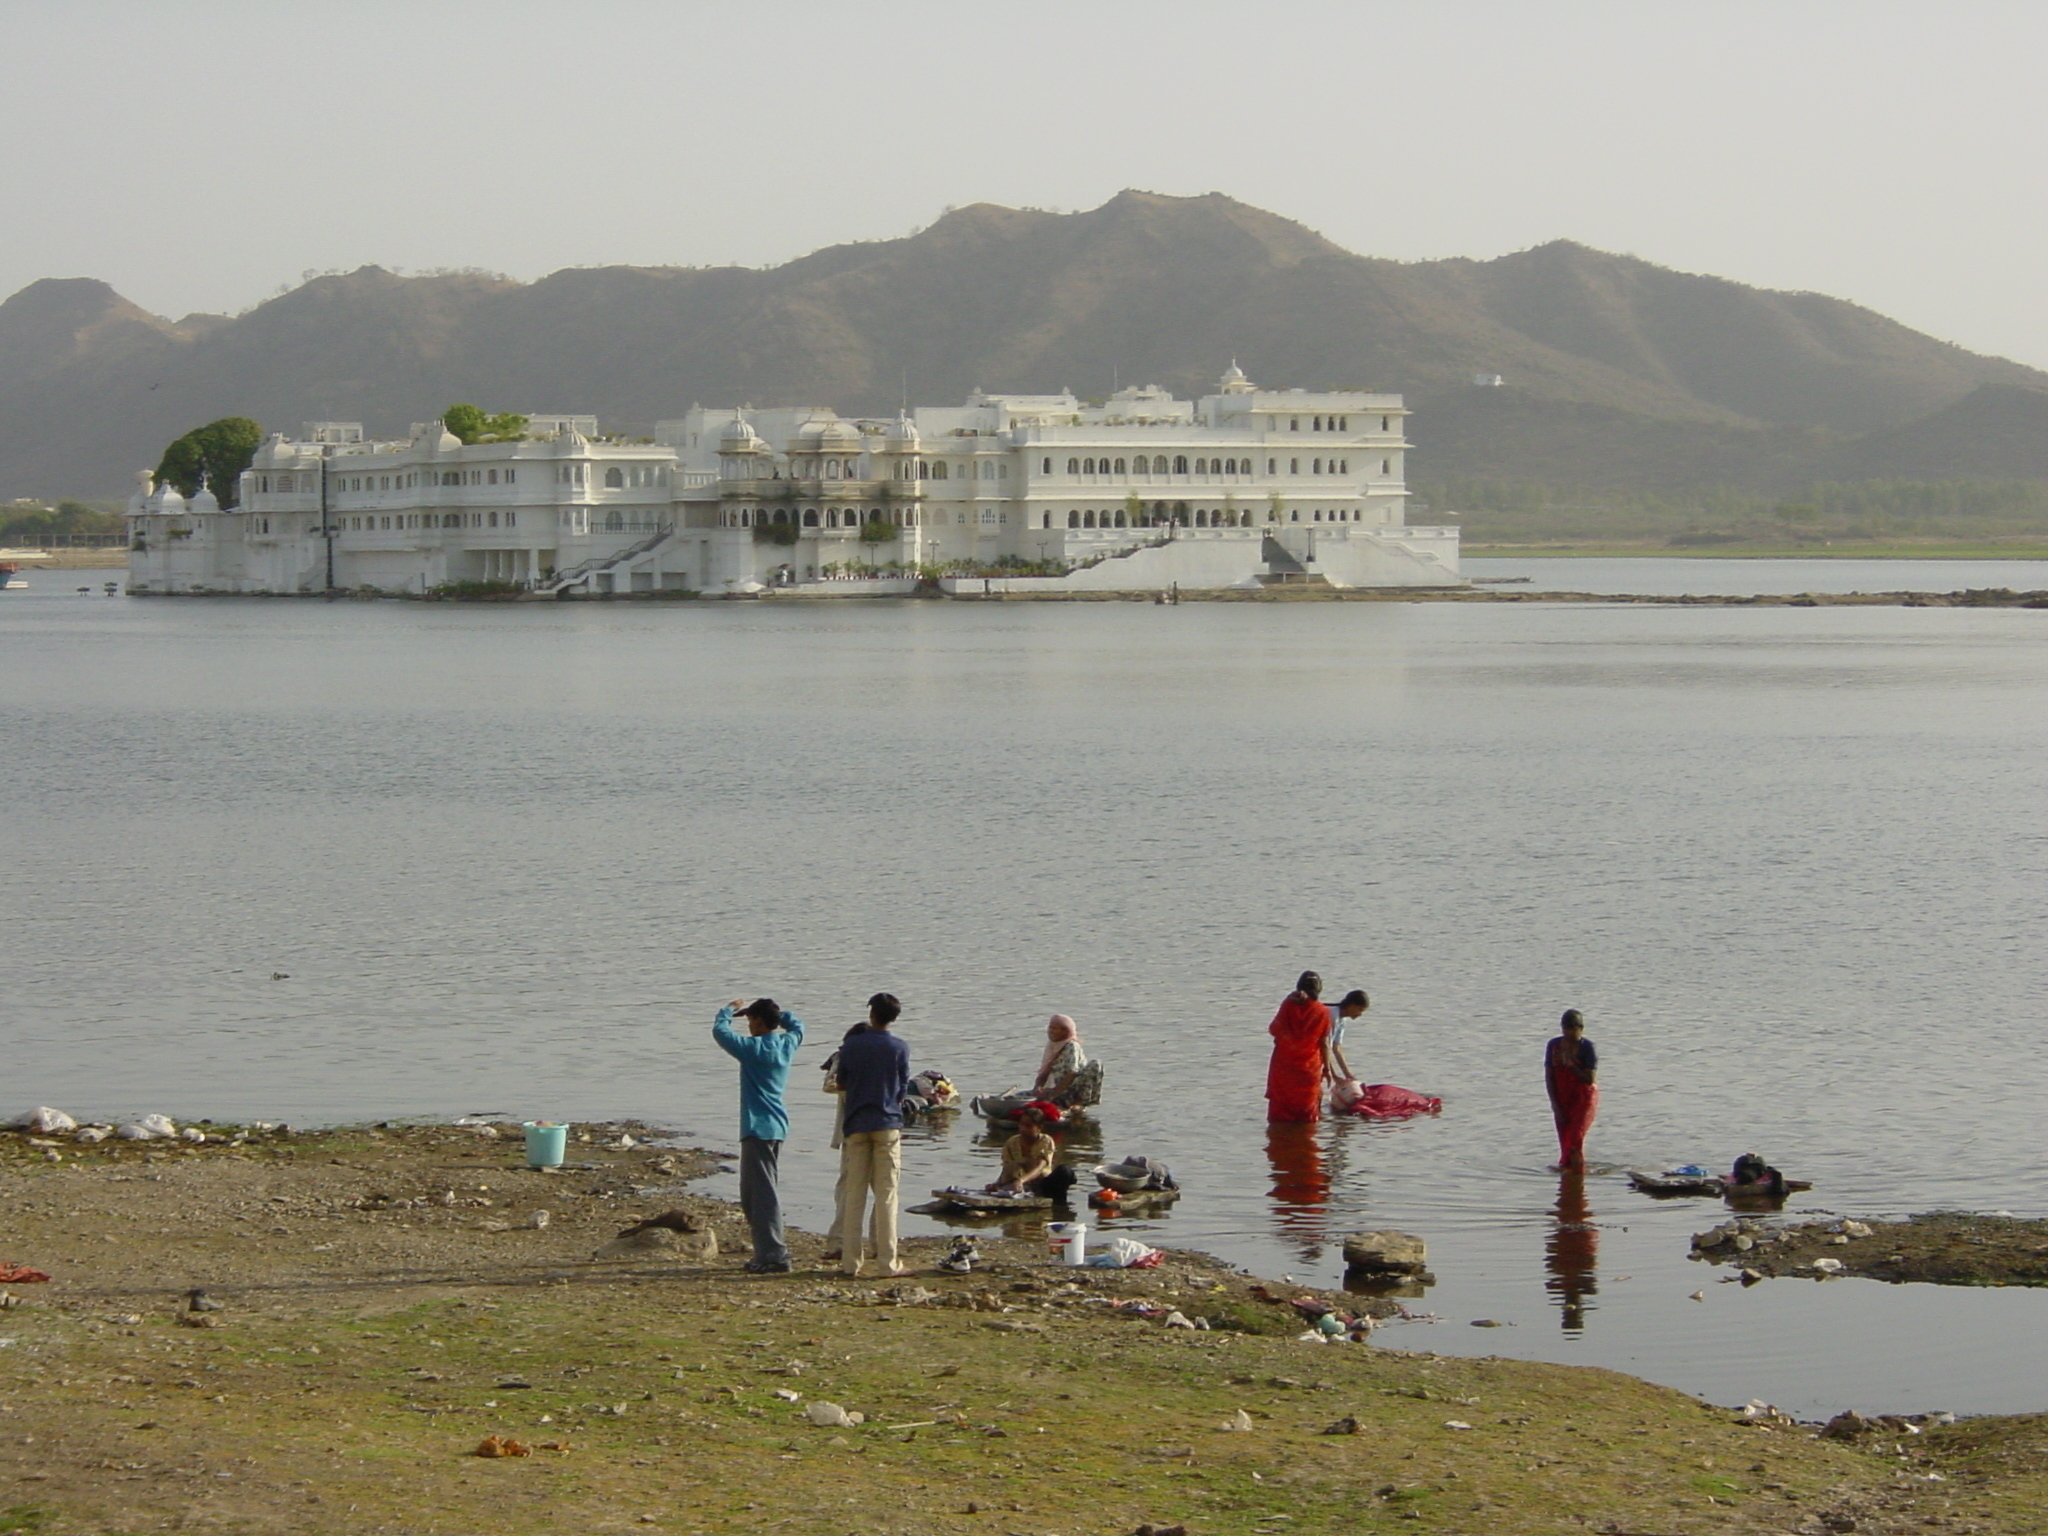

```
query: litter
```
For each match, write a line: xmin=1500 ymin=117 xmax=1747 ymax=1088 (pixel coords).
xmin=1083 ymin=1236 xmax=1163 ymax=1269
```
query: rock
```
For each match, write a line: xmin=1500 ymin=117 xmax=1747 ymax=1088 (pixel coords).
xmin=115 ymin=1124 xmax=156 ymax=1141
xmin=1321 ymin=1415 xmax=1361 ymax=1435
xmin=13 ymin=1107 xmax=76 ymax=1134
xmin=179 ymin=1127 xmax=207 ymax=1143
xmin=74 ymin=1127 xmax=109 ymax=1144
xmin=1163 ymin=1311 xmax=1195 ymax=1329
xmin=1443 ymin=1420 xmax=1474 ymax=1430
xmin=1219 ymin=1409 xmax=1255 ymax=1432
xmin=1841 ymin=1220 xmax=1873 ymax=1239
xmin=1342 ymin=1230 xmax=1428 ymax=1274
xmin=186 ymin=1288 xmax=223 ymax=1313
xmin=138 ymin=1114 xmax=177 ymax=1137
xmin=1821 ymin=1410 xmax=1874 ymax=1440
xmin=593 ymin=1210 xmax=716 ymax=1263
xmin=806 ymin=1401 xmax=859 ymax=1428
xmin=1813 ymin=1257 xmax=1845 ymax=1275
xmin=524 ymin=1210 xmax=550 ymax=1231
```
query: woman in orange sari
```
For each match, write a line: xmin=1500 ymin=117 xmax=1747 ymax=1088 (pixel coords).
xmin=1265 ymin=970 xmax=1332 ymax=1123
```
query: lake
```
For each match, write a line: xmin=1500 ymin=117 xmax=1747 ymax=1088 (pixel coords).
xmin=7 ymin=561 xmax=2047 ymax=1418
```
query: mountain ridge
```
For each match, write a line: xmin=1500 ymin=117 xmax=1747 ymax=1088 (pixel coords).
xmin=4 ymin=190 xmax=2043 ymax=501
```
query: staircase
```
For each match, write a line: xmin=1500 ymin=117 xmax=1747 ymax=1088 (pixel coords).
xmin=1258 ymin=533 xmax=1330 ymax=587
xmin=536 ymin=523 xmax=675 ymax=594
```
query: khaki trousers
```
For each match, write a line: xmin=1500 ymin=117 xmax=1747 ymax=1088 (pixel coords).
xmin=836 ymin=1129 xmax=901 ymax=1275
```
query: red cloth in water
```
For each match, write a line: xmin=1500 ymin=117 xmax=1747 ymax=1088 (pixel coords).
xmin=1265 ymin=993 xmax=1331 ymax=1123
xmin=1342 ymin=1083 xmax=1443 ymax=1120
xmin=1547 ymin=1041 xmax=1599 ymax=1168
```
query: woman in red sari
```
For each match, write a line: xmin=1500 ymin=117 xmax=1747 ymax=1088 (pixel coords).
xmin=1265 ymin=971 xmax=1333 ymax=1123
xmin=1544 ymin=1008 xmax=1599 ymax=1169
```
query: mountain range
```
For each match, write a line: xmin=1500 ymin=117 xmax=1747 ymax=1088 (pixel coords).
xmin=6 ymin=190 xmax=2047 ymax=503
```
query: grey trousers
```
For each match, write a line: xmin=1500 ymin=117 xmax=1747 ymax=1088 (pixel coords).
xmin=738 ymin=1137 xmax=788 ymax=1266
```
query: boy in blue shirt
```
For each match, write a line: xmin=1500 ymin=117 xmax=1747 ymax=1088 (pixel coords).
xmin=713 ymin=997 xmax=805 ymax=1273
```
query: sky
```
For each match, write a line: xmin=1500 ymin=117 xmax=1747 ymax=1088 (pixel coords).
xmin=7 ymin=0 xmax=2048 ymax=366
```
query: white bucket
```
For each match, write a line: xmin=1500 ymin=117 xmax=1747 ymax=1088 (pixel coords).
xmin=1046 ymin=1221 xmax=1088 ymax=1266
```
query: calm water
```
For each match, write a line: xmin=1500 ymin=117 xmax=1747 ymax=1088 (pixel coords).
xmin=1466 ymin=554 xmax=2048 ymax=596
xmin=7 ymin=570 xmax=2048 ymax=1418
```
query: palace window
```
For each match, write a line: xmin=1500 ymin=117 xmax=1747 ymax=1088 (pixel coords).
xmin=1313 ymin=459 xmax=1321 ymax=474
xmin=506 ymin=468 xmax=516 ymax=484
xmin=1067 ymin=458 xmax=1080 ymax=474
xmin=506 ymin=512 xmax=517 ymax=527
xmin=604 ymin=467 xmax=624 ymax=488
xmin=1267 ymin=458 xmax=1276 ymax=474
xmin=1172 ymin=455 xmax=1188 ymax=474
xmin=1113 ymin=457 xmax=1126 ymax=473
xmin=1043 ymin=512 xmax=1052 ymax=529
xmin=804 ymin=509 xmax=819 ymax=527
xmin=1382 ymin=458 xmax=1391 ymax=474
xmin=1381 ymin=416 xmax=1391 ymax=431
xmin=934 ymin=462 xmax=949 ymax=479
xmin=1042 ymin=456 xmax=1052 ymax=473
xmin=1067 ymin=511 xmax=1079 ymax=527
xmin=1290 ymin=418 xmax=1300 ymax=431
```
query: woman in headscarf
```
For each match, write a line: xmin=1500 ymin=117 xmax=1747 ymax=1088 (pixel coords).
xmin=1265 ymin=971 xmax=1332 ymax=1123
xmin=1032 ymin=1014 xmax=1087 ymax=1104
xmin=1545 ymin=1008 xmax=1599 ymax=1169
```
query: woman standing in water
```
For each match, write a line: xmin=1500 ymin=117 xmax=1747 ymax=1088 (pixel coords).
xmin=1545 ymin=1008 xmax=1599 ymax=1169
xmin=1265 ymin=971 xmax=1332 ymax=1123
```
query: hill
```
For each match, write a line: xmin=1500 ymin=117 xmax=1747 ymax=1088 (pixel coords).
xmin=4 ymin=191 xmax=2044 ymax=502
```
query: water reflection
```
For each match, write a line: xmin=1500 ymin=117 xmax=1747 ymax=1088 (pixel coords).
xmin=1546 ymin=1168 xmax=1600 ymax=1333
xmin=1265 ymin=1122 xmax=1330 ymax=1262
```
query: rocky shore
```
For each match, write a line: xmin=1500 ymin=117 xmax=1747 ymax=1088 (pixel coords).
xmin=1692 ymin=1211 xmax=2048 ymax=1288
xmin=3 ymin=1121 xmax=2046 ymax=1535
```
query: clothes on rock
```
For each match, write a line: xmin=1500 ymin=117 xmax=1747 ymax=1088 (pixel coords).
xmin=1265 ymin=991 xmax=1332 ymax=1123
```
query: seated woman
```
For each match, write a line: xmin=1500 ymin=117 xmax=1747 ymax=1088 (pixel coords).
xmin=988 ymin=1106 xmax=1059 ymax=1196
xmin=1033 ymin=1015 xmax=1088 ymax=1104
xmin=1727 ymin=1151 xmax=1789 ymax=1200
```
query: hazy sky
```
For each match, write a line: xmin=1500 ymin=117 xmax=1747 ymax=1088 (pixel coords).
xmin=9 ymin=0 xmax=2048 ymax=366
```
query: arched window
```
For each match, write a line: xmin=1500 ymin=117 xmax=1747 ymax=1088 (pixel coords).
xmin=1267 ymin=458 xmax=1277 ymax=474
xmin=606 ymin=510 xmax=624 ymax=531
xmin=1196 ymin=509 xmax=1209 ymax=527
xmin=1109 ymin=457 xmax=1122 ymax=473
xmin=1082 ymin=458 xmax=1094 ymax=475
xmin=1042 ymin=512 xmax=1052 ymax=529
xmin=1290 ymin=418 xmax=1300 ymax=431
xmin=604 ymin=467 xmax=624 ymax=488
xmin=1173 ymin=455 xmax=1188 ymax=475
xmin=1083 ymin=510 xmax=1096 ymax=528
xmin=1066 ymin=458 xmax=1080 ymax=474
xmin=1314 ymin=459 xmax=1322 ymax=474
xmin=1291 ymin=509 xmax=1300 ymax=522
xmin=932 ymin=462 xmax=948 ymax=479
xmin=1067 ymin=511 xmax=1079 ymax=528
xmin=772 ymin=509 xmax=788 ymax=525
xmin=1290 ymin=458 xmax=1299 ymax=475
xmin=1152 ymin=455 xmax=1168 ymax=474
xmin=1113 ymin=509 xmax=1126 ymax=527
xmin=1042 ymin=457 xmax=1052 ymax=473
xmin=487 ymin=511 xmax=499 ymax=527
xmin=803 ymin=509 xmax=819 ymax=527
xmin=1382 ymin=458 xmax=1391 ymax=474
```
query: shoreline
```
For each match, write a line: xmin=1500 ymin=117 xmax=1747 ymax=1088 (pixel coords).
xmin=5 ymin=1118 xmax=2047 ymax=1533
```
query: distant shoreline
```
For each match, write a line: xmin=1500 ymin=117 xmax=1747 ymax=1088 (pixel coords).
xmin=1464 ymin=543 xmax=2048 ymax=560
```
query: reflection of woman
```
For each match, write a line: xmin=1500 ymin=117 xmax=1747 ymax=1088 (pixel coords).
xmin=1544 ymin=1009 xmax=1599 ymax=1169
xmin=1546 ymin=1168 xmax=1599 ymax=1332
xmin=1032 ymin=1015 xmax=1087 ymax=1103
xmin=1266 ymin=971 xmax=1332 ymax=1123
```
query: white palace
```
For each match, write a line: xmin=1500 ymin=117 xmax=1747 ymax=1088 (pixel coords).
xmin=126 ymin=368 xmax=1462 ymax=596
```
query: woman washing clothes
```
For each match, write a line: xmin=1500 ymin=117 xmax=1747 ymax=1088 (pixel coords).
xmin=1032 ymin=1014 xmax=1088 ymax=1106
xmin=1266 ymin=971 xmax=1332 ymax=1123
xmin=1545 ymin=1009 xmax=1599 ymax=1169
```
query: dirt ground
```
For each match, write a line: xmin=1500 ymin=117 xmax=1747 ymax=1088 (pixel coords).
xmin=4 ymin=1123 xmax=2047 ymax=1535
xmin=1690 ymin=1211 xmax=2048 ymax=1287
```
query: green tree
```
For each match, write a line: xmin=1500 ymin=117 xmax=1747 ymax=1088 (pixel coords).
xmin=155 ymin=417 xmax=263 ymax=509
xmin=443 ymin=404 xmax=529 ymax=444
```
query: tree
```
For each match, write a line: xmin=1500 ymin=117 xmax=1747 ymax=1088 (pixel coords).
xmin=443 ymin=404 xmax=529 ymax=444
xmin=156 ymin=417 xmax=263 ymax=509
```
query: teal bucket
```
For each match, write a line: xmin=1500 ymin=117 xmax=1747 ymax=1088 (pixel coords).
xmin=522 ymin=1121 xmax=568 ymax=1168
